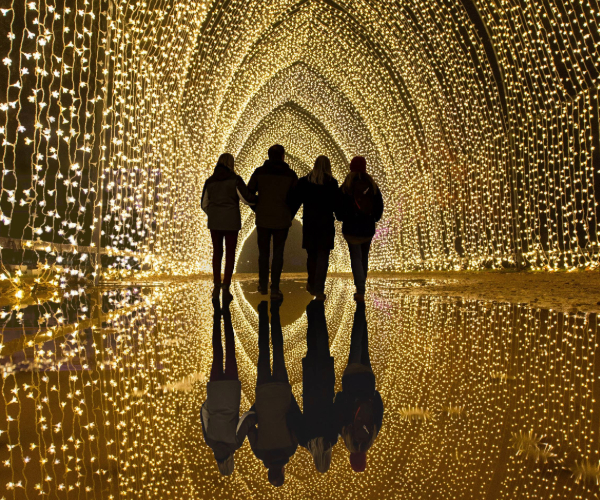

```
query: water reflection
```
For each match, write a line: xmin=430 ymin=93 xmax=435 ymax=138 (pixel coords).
xmin=240 ymin=301 xmax=301 ymax=487
xmin=335 ymin=301 xmax=383 ymax=473
xmin=201 ymin=300 xmax=241 ymax=476
xmin=0 ymin=278 xmax=598 ymax=499
xmin=300 ymin=300 xmax=337 ymax=473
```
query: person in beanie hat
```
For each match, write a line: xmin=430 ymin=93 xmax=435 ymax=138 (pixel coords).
xmin=349 ymin=156 xmax=367 ymax=173
xmin=334 ymin=301 xmax=383 ymax=473
xmin=338 ymin=156 xmax=384 ymax=302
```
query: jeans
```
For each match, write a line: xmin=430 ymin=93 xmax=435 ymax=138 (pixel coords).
xmin=306 ymin=247 xmax=330 ymax=294
xmin=305 ymin=300 xmax=331 ymax=360
xmin=257 ymin=227 xmax=289 ymax=291
xmin=347 ymin=302 xmax=371 ymax=368
xmin=257 ymin=301 xmax=288 ymax=385
xmin=347 ymin=239 xmax=372 ymax=294
xmin=210 ymin=302 xmax=238 ymax=381
xmin=210 ymin=230 xmax=238 ymax=286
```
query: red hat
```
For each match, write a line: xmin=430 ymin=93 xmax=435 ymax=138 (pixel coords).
xmin=350 ymin=452 xmax=366 ymax=472
xmin=350 ymin=156 xmax=367 ymax=173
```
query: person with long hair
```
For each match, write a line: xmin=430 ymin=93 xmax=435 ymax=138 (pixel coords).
xmin=298 ymin=300 xmax=338 ymax=473
xmin=201 ymin=153 xmax=255 ymax=301
xmin=200 ymin=300 xmax=244 ymax=476
xmin=334 ymin=301 xmax=384 ymax=473
xmin=236 ymin=301 xmax=302 ymax=487
xmin=290 ymin=155 xmax=341 ymax=300
xmin=338 ymin=156 xmax=384 ymax=302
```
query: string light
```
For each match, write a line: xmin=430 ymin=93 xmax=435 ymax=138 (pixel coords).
xmin=0 ymin=0 xmax=597 ymax=280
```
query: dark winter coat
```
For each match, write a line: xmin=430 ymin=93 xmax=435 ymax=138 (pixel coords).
xmin=290 ymin=175 xmax=341 ymax=250
xmin=248 ymin=159 xmax=298 ymax=229
xmin=201 ymin=163 xmax=255 ymax=231
xmin=338 ymin=178 xmax=384 ymax=239
xmin=334 ymin=370 xmax=384 ymax=433
xmin=298 ymin=356 xmax=338 ymax=448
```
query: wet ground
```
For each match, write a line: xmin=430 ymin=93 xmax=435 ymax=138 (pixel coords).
xmin=1 ymin=275 xmax=599 ymax=499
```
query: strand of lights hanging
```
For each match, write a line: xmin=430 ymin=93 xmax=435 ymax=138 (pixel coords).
xmin=0 ymin=0 xmax=599 ymax=283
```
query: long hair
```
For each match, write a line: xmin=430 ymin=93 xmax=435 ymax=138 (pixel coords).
xmin=308 ymin=155 xmax=332 ymax=185
xmin=216 ymin=453 xmax=234 ymax=476
xmin=341 ymin=171 xmax=377 ymax=195
xmin=340 ymin=423 xmax=379 ymax=453
xmin=218 ymin=153 xmax=235 ymax=172
xmin=307 ymin=436 xmax=333 ymax=473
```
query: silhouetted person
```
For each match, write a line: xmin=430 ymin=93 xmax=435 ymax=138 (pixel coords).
xmin=338 ymin=156 xmax=384 ymax=302
xmin=298 ymin=300 xmax=338 ymax=473
xmin=201 ymin=153 xmax=255 ymax=301
xmin=201 ymin=300 xmax=244 ymax=475
xmin=248 ymin=145 xmax=298 ymax=301
xmin=334 ymin=301 xmax=383 ymax=473
xmin=290 ymin=156 xmax=341 ymax=301
xmin=237 ymin=301 xmax=302 ymax=487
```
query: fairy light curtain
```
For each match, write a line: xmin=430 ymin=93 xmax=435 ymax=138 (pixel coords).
xmin=0 ymin=0 xmax=599 ymax=277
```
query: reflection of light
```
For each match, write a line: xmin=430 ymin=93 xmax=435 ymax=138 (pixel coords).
xmin=2 ymin=277 xmax=599 ymax=498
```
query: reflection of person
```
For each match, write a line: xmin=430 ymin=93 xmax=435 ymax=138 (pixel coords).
xmin=338 ymin=156 xmax=384 ymax=302
xmin=247 ymin=145 xmax=298 ymax=301
xmin=201 ymin=153 xmax=255 ymax=301
xmin=237 ymin=301 xmax=302 ymax=486
xmin=334 ymin=302 xmax=384 ymax=472
xmin=299 ymin=300 xmax=337 ymax=473
xmin=201 ymin=300 xmax=243 ymax=475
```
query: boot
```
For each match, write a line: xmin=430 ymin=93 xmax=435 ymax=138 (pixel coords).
xmin=222 ymin=283 xmax=233 ymax=302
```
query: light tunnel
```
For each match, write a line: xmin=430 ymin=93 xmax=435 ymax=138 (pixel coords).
xmin=1 ymin=1 xmax=600 ymax=498
xmin=0 ymin=0 xmax=598 ymax=279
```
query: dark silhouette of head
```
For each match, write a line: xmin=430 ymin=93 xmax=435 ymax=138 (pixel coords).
xmin=350 ymin=156 xmax=367 ymax=173
xmin=268 ymin=144 xmax=285 ymax=162
xmin=267 ymin=466 xmax=285 ymax=487
xmin=350 ymin=451 xmax=367 ymax=472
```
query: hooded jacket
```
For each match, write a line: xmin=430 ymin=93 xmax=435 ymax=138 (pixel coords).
xmin=201 ymin=163 xmax=255 ymax=231
xmin=248 ymin=159 xmax=298 ymax=229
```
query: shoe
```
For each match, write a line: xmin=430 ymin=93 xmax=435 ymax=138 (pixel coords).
xmin=257 ymin=284 xmax=268 ymax=295
xmin=222 ymin=284 xmax=233 ymax=302
xmin=307 ymin=283 xmax=314 ymax=295
xmin=315 ymin=293 xmax=326 ymax=301
xmin=270 ymin=289 xmax=284 ymax=302
xmin=354 ymin=293 xmax=365 ymax=302
xmin=212 ymin=284 xmax=221 ymax=299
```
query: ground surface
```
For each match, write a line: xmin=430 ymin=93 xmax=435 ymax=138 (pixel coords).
xmin=233 ymin=271 xmax=600 ymax=314
xmin=105 ymin=270 xmax=600 ymax=314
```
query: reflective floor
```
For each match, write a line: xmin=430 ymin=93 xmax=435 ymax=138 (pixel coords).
xmin=1 ymin=277 xmax=599 ymax=499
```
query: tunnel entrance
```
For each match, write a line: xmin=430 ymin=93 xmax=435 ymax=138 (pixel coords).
xmin=236 ymin=219 xmax=306 ymax=273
